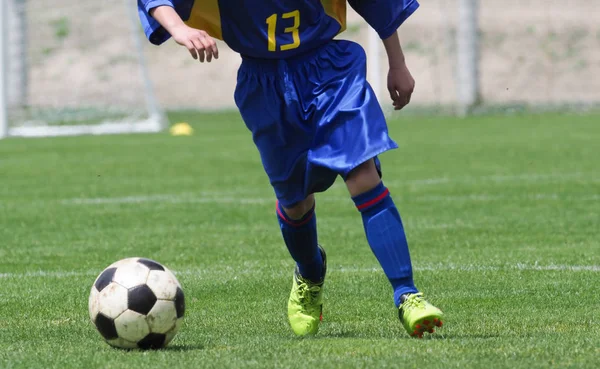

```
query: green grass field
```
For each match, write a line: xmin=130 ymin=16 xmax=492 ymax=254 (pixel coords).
xmin=0 ymin=112 xmax=599 ymax=368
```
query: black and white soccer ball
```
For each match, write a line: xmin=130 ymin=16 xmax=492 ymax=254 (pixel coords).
xmin=88 ymin=257 xmax=185 ymax=349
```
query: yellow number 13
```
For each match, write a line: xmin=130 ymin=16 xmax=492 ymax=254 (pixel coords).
xmin=266 ymin=10 xmax=300 ymax=52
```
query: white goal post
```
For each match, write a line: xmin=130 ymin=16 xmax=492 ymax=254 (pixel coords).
xmin=0 ymin=0 xmax=8 ymax=138
xmin=0 ymin=0 xmax=167 ymax=139
xmin=456 ymin=0 xmax=480 ymax=115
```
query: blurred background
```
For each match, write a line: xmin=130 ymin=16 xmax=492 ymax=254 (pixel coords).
xmin=1 ymin=0 xmax=599 ymax=137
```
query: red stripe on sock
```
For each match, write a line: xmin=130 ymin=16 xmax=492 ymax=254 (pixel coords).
xmin=356 ymin=188 xmax=390 ymax=211
xmin=276 ymin=201 xmax=315 ymax=227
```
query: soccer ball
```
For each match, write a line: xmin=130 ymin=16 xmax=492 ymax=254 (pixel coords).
xmin=88 ymin=257 xmax=185 ymax=349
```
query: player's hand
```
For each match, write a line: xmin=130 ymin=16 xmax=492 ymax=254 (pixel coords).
xmin=170 ymin=24 xmax=219 ymax=62
xmin=387 ymin=62 xmax=415 ymax=110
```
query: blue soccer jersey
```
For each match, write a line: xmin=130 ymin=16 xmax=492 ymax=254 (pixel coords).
xmin=138 ymin=0 xmax=419 ymax=58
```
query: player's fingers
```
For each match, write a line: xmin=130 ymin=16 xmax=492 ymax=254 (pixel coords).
xmin=406 ymin=81 xmax=415 ymax=105
xmin=206 ymin=45 xmax=213 ymax=63
xmin=395 ymin=98 xmax=409 ymax=110
xmin=396 ymin=87 xmax=414 ymax=110
xmin=191 ymin=37 xmax=206 ymax=63
xmin=399 ymin=95 xmax=411 ymax=110
xmin=184 ymin=41 xmax=198 ymax=60
xmin=405 ymin=79 xmax=415 ymax=105
xmin=212 ymin=40 xmax=219 ymax=59
xmin=393 ymin=92 xmax=409 ymax=110
xmin=205 ymin=37 xmax=218 ymax=60
xmin=205 ymin=42 xmax=217 ymax=62
xmin=198 ymin=32 xmax=217 ymax=62
xmin=388 ymin=87 xmax=399 ymax=103
xmin=197 ymin=36 xmax=215 ymax=62
xmin=400 ymin=91 xmax=412 ymax=107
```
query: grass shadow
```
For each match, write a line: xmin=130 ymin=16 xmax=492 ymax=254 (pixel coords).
xmin=314 ymin=329 xmax=501 ymax=341
xmin=163 ymin=343 xmax=205 ymax=351
xmin=426 ymin=333 xmax=500 ymax=340
xmin=313 ymin=329 xmax=402 ymax=340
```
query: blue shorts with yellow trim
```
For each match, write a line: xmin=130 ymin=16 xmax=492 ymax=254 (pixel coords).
xmin=234 ymin=40 xmax=398 ymax=208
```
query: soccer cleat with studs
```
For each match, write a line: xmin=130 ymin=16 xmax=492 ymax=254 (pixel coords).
xmin=398 ymin=292 xmax=443 ymax=338
xmin=287 ymin=246 xmax=327 ymax=336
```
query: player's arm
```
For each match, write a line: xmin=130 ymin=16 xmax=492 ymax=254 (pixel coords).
xmin=383 ymin=32 xmax=414 ymax=110
xmin=348 ymin=0 xmax=420 ymax=110
xmin=147 ymin=4 xmax=218 ymax=62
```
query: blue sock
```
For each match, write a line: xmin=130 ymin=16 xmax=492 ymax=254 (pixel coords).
xmin=352 ymin=182 xmax=418 ymax=307
xmin=277 ymin=201 xmax=323 ymax=282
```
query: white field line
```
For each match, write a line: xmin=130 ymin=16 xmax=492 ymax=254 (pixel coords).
xmin=0 ymin=270 xmax=95 ymax=278
xmin=337 ymin=264 xmax=600 ymax=273
xmin=411 ymin=194 xmax=600 ymax=202
xmin=1 ymin=263 xmax=599 ymax=279
xmin=60 ymin=192 xmax=600 ymax=206
xmin=58 ymin=172 xmax=600 ymax=206
xmin=397 ymin=172 xmax=595 ymax=187
xmin=202 ymin=221 xmax=476 ymax=231
xmin=328 ymin=172 xmax=596 ymax=189
xmin=61 ymin=194 xmax=272 ymax=205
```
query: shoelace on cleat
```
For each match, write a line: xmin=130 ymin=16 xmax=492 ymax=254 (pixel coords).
xmin=297 ymin=282 xmax=321 ymax=307
xmin=401 ymin=292 xmax=426 ymax=311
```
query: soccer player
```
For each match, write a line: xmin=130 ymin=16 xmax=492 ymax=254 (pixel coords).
xmin=138 ymin=0 xmax=443 ymax=338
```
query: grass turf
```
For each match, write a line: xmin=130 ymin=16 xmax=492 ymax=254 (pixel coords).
xmin=0 ymin=112 xmax=599 ymax=368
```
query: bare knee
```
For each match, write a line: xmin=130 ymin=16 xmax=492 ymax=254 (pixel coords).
xmin=345 ymin=159 xmax=382 ymax=197
xmin=281 ymin=194 xmax=315 ymax=220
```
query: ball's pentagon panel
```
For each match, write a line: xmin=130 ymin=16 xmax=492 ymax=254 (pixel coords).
xmin=127 ymin=284 xmax=157 ymax=315
xmin=174 ymin=287 xmax=185 ymax=318
xmin=137 ymin=258 xmax=165 ymax=271
xmin=114 ymin=310 xmax=150 ymax=342
xmin=137 ymin=333 xmax=166 ymax=350
xmin=98 ymin=282 xmax=129 ymax=318
xmin=147 ymin=300 xmax=178 ymax=334
xmin=94 ymin=313 xmax=118 ymax=340
xmin=94 ymin=267 xmax=117 ymax=292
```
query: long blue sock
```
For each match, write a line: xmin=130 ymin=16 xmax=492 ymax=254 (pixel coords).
xmin=277 ymin=201 xmax=323 ymax=282
xmin=352 ymin=182 xmax=418 ymax=307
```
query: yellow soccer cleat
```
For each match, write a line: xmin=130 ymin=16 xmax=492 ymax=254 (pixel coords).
xmin=398 ymin=293 xmax=444 ymax=338
xmin=287 ymin=246 xmax=326 ymax=336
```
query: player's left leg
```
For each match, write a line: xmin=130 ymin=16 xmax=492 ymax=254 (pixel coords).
xmin=345 ymin=159 xmax=443 ymax=338
xmin=234 ymin=54 xmax=337 ymax=337
xmin=277 ymin=195 xmax=327 ymax=336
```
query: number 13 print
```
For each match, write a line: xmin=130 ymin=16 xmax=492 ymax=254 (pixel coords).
xmin=266 ymin=10 xmax=300 ymax=52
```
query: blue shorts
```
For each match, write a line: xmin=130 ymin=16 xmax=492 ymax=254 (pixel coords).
xmin=234 ymin=40 xmax=398 ymax=208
